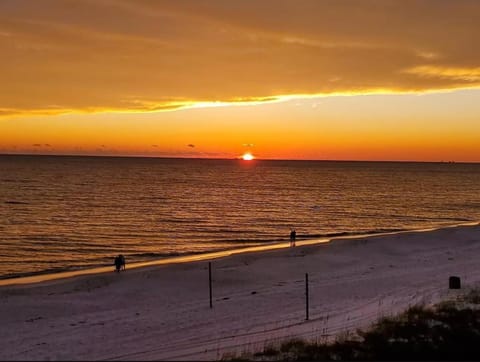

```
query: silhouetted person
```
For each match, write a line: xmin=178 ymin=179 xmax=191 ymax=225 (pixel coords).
xmin=114 ymin=254 xmax=125 ymax=272
xmin=113 ymin=256 xmax=122 ymax=272
xmin=119 ymin=254 xmax=126 ymax=270
xmin=290 ymin=229 xmax=296 ymax=247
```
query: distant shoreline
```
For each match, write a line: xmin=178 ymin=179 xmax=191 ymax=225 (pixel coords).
xmin=1 ymin=221 xmax=477 ymax=287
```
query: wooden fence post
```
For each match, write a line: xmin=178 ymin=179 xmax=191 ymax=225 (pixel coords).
xmin=305 ymin=273 xmax=309 ymax=320
xmin=209 ymin=262 xmax=213 ymax=309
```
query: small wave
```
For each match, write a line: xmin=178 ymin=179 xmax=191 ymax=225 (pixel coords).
xmin=1 ymin=179 xmax=34 ymax=183
xmin=128 ymin=248 xmax=239 ymax=259
xmin=218 ymin=237 xmax=284 ymax=244
xmin=0 ymin=266 xmax=80 ymax=280
xmin=435 ymin=217 xmax=472 ymax=222
xmin=4 ymin=201 xmax=29 ymax=205
xmin=300 ymin=228 xmax=408 ymax=240
xmin=160 ymin=218 xmax=203 ymax=224
xmin=0 ymin=260 xmax=119 ymax=280
xmin=25 ymin=236 xmax=66 ymax=244
xmin=128 ymin=252 xmax=183 ymax=259
xmin=137 ymin=196 xmax=169 ymax=201
xmin=127 ymin=246 xmax=258 ymax=261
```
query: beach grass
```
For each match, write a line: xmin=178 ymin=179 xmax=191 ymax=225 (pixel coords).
xmin=226 ymin=288 xmax=480 ymax=361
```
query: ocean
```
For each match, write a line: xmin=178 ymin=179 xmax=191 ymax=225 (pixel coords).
xmin=1 ymin=155 xmax=479 ymax=279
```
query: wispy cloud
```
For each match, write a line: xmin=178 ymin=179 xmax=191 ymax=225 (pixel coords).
xmin=404 ymin=66 xmax=480 ymax=82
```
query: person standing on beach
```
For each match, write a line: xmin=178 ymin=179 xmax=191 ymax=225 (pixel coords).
xmin=114 ymin=254 xmax=126 ymax=272
xmin=119 ymin=254 xmax=126 ymax=271
xmin=290 ymin=229 xmax=296 ymax=247
xmin=114 ymin=255 xmax=122 ymax=272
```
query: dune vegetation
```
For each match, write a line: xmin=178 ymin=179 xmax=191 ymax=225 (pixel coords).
xmin=225 ymin=289 xmax=480 ymax=361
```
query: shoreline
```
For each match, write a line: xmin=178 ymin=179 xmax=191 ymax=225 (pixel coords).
xmin=1 ymin=221 xmax=477 ymax=288
xmin=2 ymin=222 xmax=480 ymax=360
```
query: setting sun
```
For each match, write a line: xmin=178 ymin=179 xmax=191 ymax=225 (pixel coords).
xmin=242 ymin=153 xmax=254 ymax=161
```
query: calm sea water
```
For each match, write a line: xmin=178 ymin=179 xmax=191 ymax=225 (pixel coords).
xmin=1 ymin=155 xmax=480 ymax=279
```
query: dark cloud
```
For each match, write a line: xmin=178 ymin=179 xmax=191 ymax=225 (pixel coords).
xmin=187 ymin=144 xmax=195 ymax=148
xmin=1 ymin=0 xmax=479 ymax=117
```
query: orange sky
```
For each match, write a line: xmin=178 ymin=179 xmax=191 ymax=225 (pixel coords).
xmin=1 ymin=0 xmax=480 ymax=161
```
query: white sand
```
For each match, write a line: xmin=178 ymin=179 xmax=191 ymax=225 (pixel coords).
xmin=1 ymin=223 xmax=480 ymax=361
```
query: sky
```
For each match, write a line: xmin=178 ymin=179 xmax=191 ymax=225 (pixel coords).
xmin=1 ymin=0 xmax=479 ymax=161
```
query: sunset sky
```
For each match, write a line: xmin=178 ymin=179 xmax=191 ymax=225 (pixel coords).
xmin=1 ymin=0 xmax=479 ymax=161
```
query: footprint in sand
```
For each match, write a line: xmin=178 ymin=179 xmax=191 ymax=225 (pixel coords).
xmin=25 ymin=316 xmax=43 ymax=323
xmin=215 ymin=297 xmax=230 ymax=301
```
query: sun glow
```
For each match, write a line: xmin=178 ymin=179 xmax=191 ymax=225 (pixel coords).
xmin=242 ymin=153 xmax=254 ymax=161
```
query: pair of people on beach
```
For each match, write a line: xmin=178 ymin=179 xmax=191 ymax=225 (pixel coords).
xmin=114 ymin=254 xmax=126 ymax=272
xmin=290 ymin=229 xmax=296 ymax=247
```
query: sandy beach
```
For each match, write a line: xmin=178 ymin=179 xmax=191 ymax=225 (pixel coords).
xmin=1 ymin=223 xmax=480 ymax=361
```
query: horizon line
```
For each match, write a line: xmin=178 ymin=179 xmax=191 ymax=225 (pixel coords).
xmin=0 ymin=153 xmax=477 ymax=164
